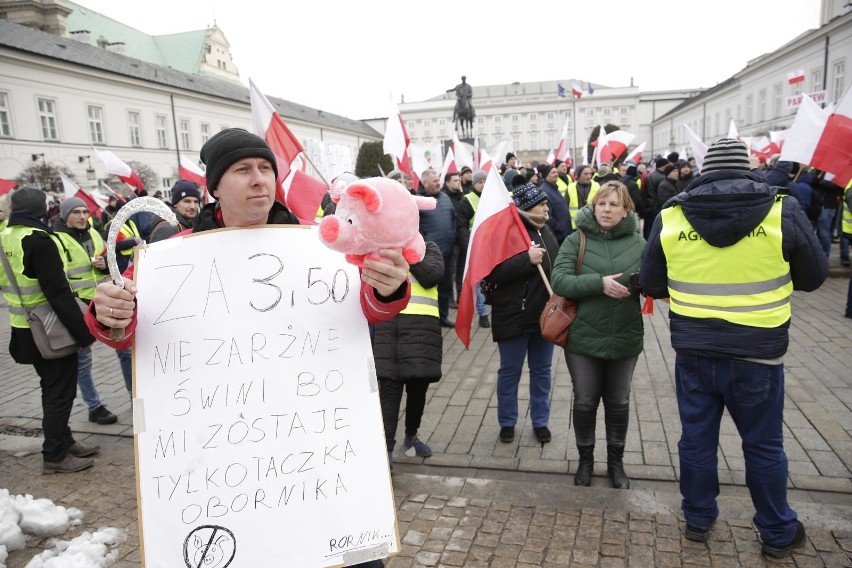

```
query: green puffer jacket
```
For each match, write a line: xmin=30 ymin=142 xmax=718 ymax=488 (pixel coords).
xmin=551 ymin=205 xmax=646 ymax=359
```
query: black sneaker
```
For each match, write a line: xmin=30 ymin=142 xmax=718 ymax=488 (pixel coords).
xmin=761 ymin=521 xmax=806 ymax=558
xmin=684 ymin=523 xmax=711 ymax=543
xmin=478 ymin=315 xmax=491 ymax=328
xmin=499 ymin=426 xmax=515 ymax=443
xmin=88 ymin=405 xmax=118 ymax=425
xmin=534 ymin=426 xmax=552 ymax=443
xmin=440 ymin=319 xmax=456 ymax=328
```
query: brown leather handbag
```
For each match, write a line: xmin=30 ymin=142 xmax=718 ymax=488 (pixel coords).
xmin=539 ymin=229 xmax=586 ymax=347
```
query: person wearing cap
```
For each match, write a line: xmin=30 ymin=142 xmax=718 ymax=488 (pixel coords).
xmin=457 ymin=170 xmax=491 ymax=328
xmin=149 ymin=180 xmax=202 ymax=243
xmin=554 ymin=160 xmax=571 ymax=198
xmin=565 ymin=165 xmax=600 ymax=232
xmin=100 ymin=194 xmax=120 ymax=228
xmin=54 ymin=197 xmax=118 ymax=426
xmin=87 ymin=128 xmax=411 ymax=349
xmin=538 ymin=165 xmax=570 ymax=244
xmin=656 ymin=164 xmax=680 ymax=207
xmin=0 ymin=187 xmax=101 ymax=473
xmin=551 ymin=181 xmax=645 ymax=490
xmin=502 ymin=153 xmax=519 ymax=189
xmin=484 ymin=182 xmax=558 ymax=446
xmin=460 ymin=166 xmax=473 ymax=194
xmin=640 ymin=138 xmax=826 ymax=556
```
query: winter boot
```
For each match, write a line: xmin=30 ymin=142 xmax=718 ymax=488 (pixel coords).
xmin=604 ymin=402 xmax=631 ymax=489
xmin=607 ymin=444 xmax=630 ymax=489
xmin=574 ymin=445 xmax=595 ymax=486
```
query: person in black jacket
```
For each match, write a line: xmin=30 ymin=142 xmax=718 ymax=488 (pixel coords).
xmin=656 ymin=164 xmax=680 ymax=207
xmin=486 ymin=182 xmax=559 ymax=445
xmin=418 ymin=169 xmax=457 ymax=327
xmin=373 ymin=241 xmax=444 ymax=468
xmin=640 ymin=139 xmax=826 ymax=556
xmin=0 ymin=187 xmax=100 ymax=473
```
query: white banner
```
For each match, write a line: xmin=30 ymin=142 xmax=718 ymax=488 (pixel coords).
xmin=132 ymin=226 xmax=398 ymax=567
xmin=304 ymin=140 xmax=355 ymax=181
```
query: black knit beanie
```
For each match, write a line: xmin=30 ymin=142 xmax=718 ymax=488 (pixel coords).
xmin=10 ymin=186 xmax=47 ymax=217
xmin=200 ymin=128 xmax=278 ymax=196
xmin=702 ymin=138 xmax=750 ymax=173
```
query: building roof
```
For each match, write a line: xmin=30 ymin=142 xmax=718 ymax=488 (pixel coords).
xmin=426 ymin=79 xmax=610 ymax=102
xmin=0 ymin=19 xmax=380 ymax=138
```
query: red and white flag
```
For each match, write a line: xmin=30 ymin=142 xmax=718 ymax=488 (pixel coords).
xmin=571 ymin=82 xmax=583 ymax=99
xmin=92 ymin=147 xmax=144 ymax=193
xmin=781 ymin=85 xmax=852 ymax=186
xmin=250 ymin=78 xmax=327 ymax=224
xmin=478 ymin=148 xmax=493 ymax=173
xmin=383 ymin=104 xmax=420 ymax=191
xmin=473 ymin=137 xmax=481 ymax=172
xmin=592 ymin=125 xmax=607 ymax=167
xmin=59 ymin=172 xmax=103 ymax=218
xmin=727 ymin=119 xmax=740 ymax=141
xmin=749 ymin=136 xmax=780 ymax=164
xmin=683 ymin=125 xmax=708 ymax=169
xmin=787 ymin=69 xmax=805 ymax=85
xmin=551 ymin=116 xmax=573 ymax=166
xmin=0 ymin=177 xmax=16 ymax=196
xmin=624 ymin=142 xmax=646 ymax=165
xmin=439 ymin=147 xmax=457 ymax=187
xmin=456 ymin=166 xmax=530 ymax=348
xmin=453 ymin=131 xmax=474 ymax=171
xmin=179 ymin=155 xmax=206 ymax=187
xmin=599 ymin=129 xmax=635 ymax=164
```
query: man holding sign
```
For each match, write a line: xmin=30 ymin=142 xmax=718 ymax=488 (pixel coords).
xmin=86 ymin=128 xmax=410 ymax=342
xmin=85 ymin=129 xmax=409 ymax=567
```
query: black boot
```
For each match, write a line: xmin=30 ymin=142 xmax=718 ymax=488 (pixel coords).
xmin=574 ymin=444 xmax=595 ymax=486
xmin=607 ymin=444 xmax=630 ymax=489
xmin=605 ymin=402 xmax=631 ymax=489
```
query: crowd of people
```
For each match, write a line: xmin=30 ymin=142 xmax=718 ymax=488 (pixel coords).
xmin=1 ymin=129 xmax=848 ymax=561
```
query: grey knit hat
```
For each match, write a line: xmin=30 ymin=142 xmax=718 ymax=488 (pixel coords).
xmin=702 ymin=138 xmax=750 ymax=173
xmin=59 ymin=196 xmax=87 ymax=221
xmin=10 ymin=186 xmax=47 ymax=217
xmin=472 ymin=171 xmax=488 ymax=184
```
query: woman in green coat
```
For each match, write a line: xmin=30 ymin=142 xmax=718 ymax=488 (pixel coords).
xmin=551 ymin=181 xmax=646 ymax=489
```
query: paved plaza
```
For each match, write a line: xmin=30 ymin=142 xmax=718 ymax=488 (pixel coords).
xmin=1 ymin=259 xmax=851 ymax=566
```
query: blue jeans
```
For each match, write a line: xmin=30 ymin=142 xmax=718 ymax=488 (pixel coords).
xmin=76 ymin=346 xmax=101 ymax=411
xmin=116 ymin=348 xmax=132 ymax=393
xmin=675 ymin=355 xmax=798 ymax=546
xmin=837 ymin=212 xmax=849 ymax=259
xmin=475 ymin=283 xmax=487 ymax=317
xmin=496 ymin=333 xmax=553 ymax=428
xmin=816 ymin=208 xmax=834 ymax=257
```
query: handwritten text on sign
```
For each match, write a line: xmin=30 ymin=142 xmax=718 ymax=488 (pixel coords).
xmin=133 ymin=226 xmax=398 ymax=567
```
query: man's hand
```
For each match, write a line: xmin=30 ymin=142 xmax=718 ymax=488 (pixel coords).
xmin=362 ymin=249 xmax=409 ymax=297
xmin=528 ymin=244 xmax=545 ymax=266
xmin=93 ymin=280 xmax=137 ymax=328
xmin=92 ymin=255 xmax=106 ymax=270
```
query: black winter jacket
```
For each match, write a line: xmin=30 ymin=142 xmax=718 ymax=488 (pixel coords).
xmin=6 ymin=214 xmax=94 ymax=364
xmin=640 ymin=170 xmax=827 ymax=360
xmin=486 ymin=217 xmax=560 ymax=342
xmin=418 ymin=190 xmax=457 ymax=257
xmin=371 ymin=242 xmax=444 ymax=382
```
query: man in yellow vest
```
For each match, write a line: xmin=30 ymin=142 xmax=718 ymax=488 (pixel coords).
xmin=640 ymin=139 xmax=827 ymax=557
xmin=0 ymin=187 xmax=100 ymax=473
xmin=456 ymin=171 xmax=490 ymax=327
xmin=54 ymin=197 xmax=118 ymax=425
xmin=843 ymin=181 xmax=852 ymax=318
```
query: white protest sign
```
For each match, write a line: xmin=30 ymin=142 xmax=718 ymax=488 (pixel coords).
xmin=132 ymin=226 xmax=398 ymax=567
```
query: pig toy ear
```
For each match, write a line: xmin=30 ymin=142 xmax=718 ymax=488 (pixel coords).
xmin=346 ymin=183 xmax=382 ymax=213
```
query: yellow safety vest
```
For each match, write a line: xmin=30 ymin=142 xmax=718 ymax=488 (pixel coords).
xmin=566 ymin=180 xmax=600 ymax=229
xmin=118 ymin=219 xmax=140 ymax=256
xmin=0 ymin=226 xmax=68 ymax=328
xmin=401 ymin=274 xmax=439 ymax=317
xmin=56 ymin=227 xmax=107 ymax=301
xmin=462 ymin=192 xmax=481 ymax=229
xmin=660 ymin=197 xmax=792 ymax=328
xmin=556 ymin=177 xmax=570 ymax=199
xmin=842 ymin=182 xmax=852 ymax=236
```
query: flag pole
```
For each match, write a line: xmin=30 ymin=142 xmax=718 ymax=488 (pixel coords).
xmin=298 ymin=151 xmax=331 ymax=189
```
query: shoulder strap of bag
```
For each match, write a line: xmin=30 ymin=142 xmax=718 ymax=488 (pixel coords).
xmin=575 ymin=229 xmax=586 ymax=275
xmin=0 ymin=241 xmax=27 ymax=306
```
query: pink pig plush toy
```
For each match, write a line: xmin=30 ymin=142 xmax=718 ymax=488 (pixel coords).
xmin=318 ymin=176 xmax=436 ymax=266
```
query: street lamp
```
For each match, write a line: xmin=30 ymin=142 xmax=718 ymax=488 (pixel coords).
xmin=79 ymin=155 xmax=96 ymax=181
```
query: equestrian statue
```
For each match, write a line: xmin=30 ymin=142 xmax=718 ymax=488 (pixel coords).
xmin=448 ymin=76 xmax=475 ymax=138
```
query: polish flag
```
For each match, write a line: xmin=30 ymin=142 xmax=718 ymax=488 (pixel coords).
xmin=571 ymin=82 xmax=583 ymax=99
xmin=59 ymin=172 xmax=103 ymax=217
xmin=439 ymin=147 xmax=457 ymax=187
xmin=727 ymin=119 xmax=740 ymax=141
xmin=478 ymin=148 xmax=493 ymax=173
xmin=456 ymin=166 xmax=530 ymax=348
xmin=473 ymin=138 xmax=481 ymax=172
xmin=99 ymin=181 xmax=127 ymax=204
xmin=545 ymin=149 xmax=556 ymax=165
xmin=383 ymin=105 xmax=420 ymax=191
xmin=781 ymin=85 xmax=852 ymax=186
xmin=769 ymin=130 xmax=788 ymax=152
xmin=92 ymin=147 xmax=144 ymax=192
xmin=551 ymin=116 xmax=573 ymax=166
xmin=749 ymin=136 xmax=780 ymax=164
xmin=250 ymin=79 xmax=328 ymax=224
xmin=683 ymin=125 xmax=708 ymax=169
xmin=592 ymin=125 xmax=607 ymax=167
xmin=453 ymin=131 xmax=474 ymax=171
xmin=179 ymin=155 xmax=206 ymax=187
xmin=787 ymin=70 xmax=805 ymax=85
xmin=624 ymin=142 xmax=646 ymax=165
xmin=599 ymin=129 xmax=635 ymax=164
xmin=0 ymin=177 xmax=16 ymax=196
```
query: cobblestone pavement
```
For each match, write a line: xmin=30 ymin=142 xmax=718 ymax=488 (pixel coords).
xmin=1 ymin=258 xmax=850 ymax=566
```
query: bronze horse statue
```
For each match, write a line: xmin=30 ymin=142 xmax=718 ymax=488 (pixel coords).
xmin=449 ymin=76 xmax=475 ymax=138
